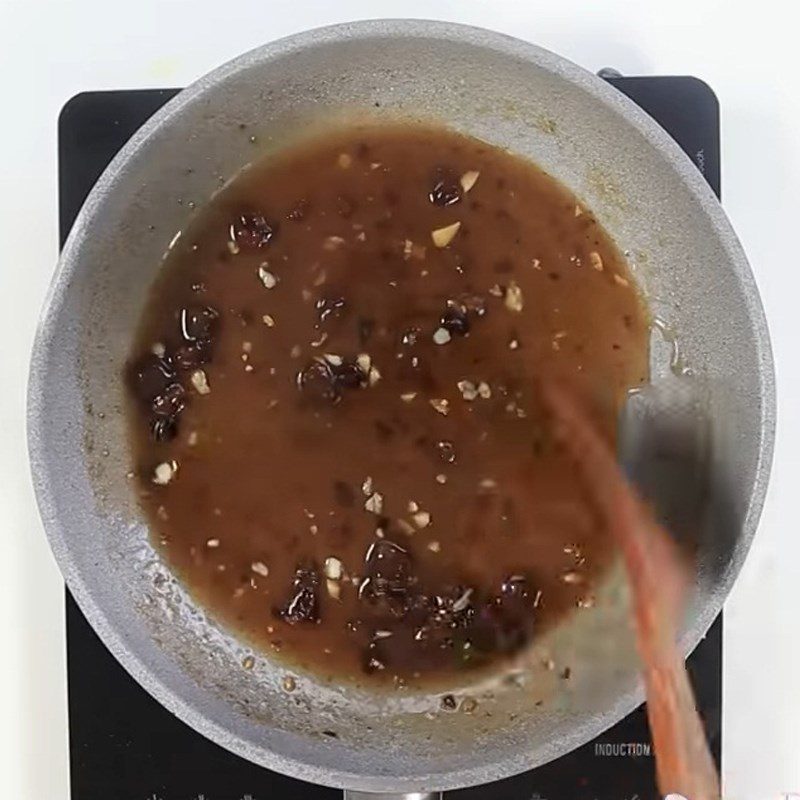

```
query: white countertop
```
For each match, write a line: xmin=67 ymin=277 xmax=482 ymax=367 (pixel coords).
xmin=1 ymin=1 xmax=798 ymax=798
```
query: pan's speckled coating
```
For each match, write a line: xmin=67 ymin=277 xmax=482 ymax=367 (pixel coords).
xmin=27 ymin=20 xmax=774 ymax=794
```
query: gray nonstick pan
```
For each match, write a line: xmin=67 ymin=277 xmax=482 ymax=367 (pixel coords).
xmin=27 ymin=19 xmax=774 ymax=798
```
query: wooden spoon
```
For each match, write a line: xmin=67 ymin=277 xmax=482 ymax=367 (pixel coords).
xmin=541 ymin=382 xmax=720 ymax=800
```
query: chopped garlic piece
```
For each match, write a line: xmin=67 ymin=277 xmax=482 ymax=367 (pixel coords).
xmin=431 ymin=221 xmax=461 ymax=248
xmin=505 ymin=281 xmax=524 ymax=312
xmin=324 ymin=556 xmax=343 ymax=581
xmin=460 ymin=170 xmax=480 ymax=193
xmin=356 ymin=353 xmax=372 ymax=373
xmin=190 ymin=369 xmax=211 ymax=395
xmin=364 ymin=492 xmax=384 ymax=515
xmin=323 ymin=235 xmax=346 ymax=251
xmin=589 ymin=251 xmax=604 ymax=271
xmin=457 ymin=380 xmax=478 ymax=401
xmin=452 ymin=588 xmax=473 ymax=612
xmin=432 ymin=327 xmax=452 ymax=345
xmin=152 ymin=461 xmax=176 ymax=485
xmin=258 ymin=265 xmax=277 ymax=289
xmin=412 ymin=511 xmax=431 ymax=528
xmin=429 ymin=398 xmax=450 ymax=416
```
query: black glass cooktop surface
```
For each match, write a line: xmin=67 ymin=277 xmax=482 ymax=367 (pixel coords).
xmin=59 ymin=75 xmax=721 ymax=800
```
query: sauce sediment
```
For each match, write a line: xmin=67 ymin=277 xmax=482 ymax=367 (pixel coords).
xmin=126 ymin=123 xmax=648 ymax=687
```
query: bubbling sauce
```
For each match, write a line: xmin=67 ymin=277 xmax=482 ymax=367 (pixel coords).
xmin=126 ymin=123 xmax=648 ymax=686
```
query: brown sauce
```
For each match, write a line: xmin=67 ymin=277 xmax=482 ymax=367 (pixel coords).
xmin=126 ymin=123 xmax=649 ymax=687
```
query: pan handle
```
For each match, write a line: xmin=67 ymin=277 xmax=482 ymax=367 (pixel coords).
xmin=343 ymin=792 xmax=442 ymax=799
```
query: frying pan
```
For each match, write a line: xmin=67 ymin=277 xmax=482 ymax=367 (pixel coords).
xmin=27 ymin=20 xmax=775 ymax=798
